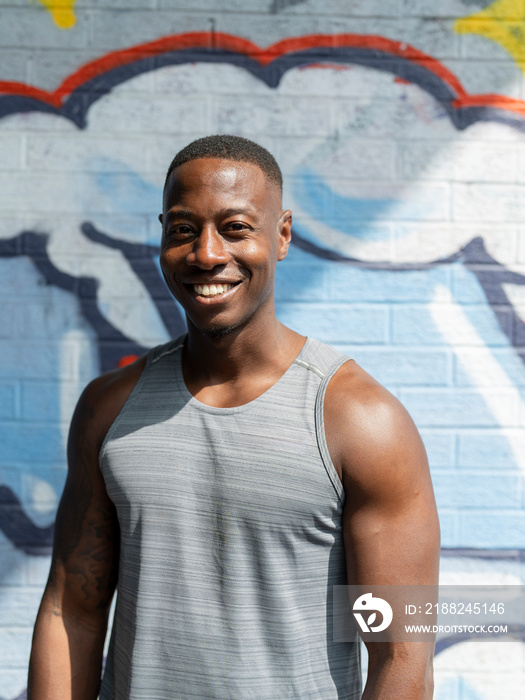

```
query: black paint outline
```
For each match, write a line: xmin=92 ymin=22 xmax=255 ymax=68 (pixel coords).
xmin=2 ymin=44 xmax=525 ymax=133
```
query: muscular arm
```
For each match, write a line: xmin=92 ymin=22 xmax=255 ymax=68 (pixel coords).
xmin=28 ymin=357 xmax=146 ymax=700
xmin=325 ymin=362 xmax=440 ymax=700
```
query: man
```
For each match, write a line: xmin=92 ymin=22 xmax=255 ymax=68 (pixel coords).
xmin=28 ymin=135 xmax=440 ymax=699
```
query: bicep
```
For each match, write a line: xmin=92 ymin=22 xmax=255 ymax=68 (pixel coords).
xmin=343 ymin=411 xmax=440 ymax=586
xmin=325 ymin=364 xmax=440 ymax=586
xmin=343 ymin=445 xmax=440 ymax=587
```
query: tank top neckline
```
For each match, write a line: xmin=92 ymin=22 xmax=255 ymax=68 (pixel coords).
xmin=172 ymin=335 xmax=313 ymax=415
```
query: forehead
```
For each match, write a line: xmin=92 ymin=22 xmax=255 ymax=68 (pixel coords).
xmin=163 ymin=157 xmax=279 ymax=210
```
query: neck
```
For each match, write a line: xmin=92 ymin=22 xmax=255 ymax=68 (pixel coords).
xmin=184 ymin=315 xmax=298 ymax=384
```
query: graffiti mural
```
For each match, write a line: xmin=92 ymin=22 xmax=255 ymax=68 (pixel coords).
xmin=32 ymin=0 xmax=77 ymax=30
xmin=1 ymin=2 xmax=525 ymax=698
xmin=455 ymin=0 xmax=525 ymax=71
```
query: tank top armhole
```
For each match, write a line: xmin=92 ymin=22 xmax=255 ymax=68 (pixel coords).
xmin=98 ymin=336 xmax=186 ymax=464
xmin=314 ymin=356 xmax=351 ymax=506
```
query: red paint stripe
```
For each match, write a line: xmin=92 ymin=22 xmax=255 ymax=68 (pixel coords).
xmin=254 ymin=33 xmax=467 ymax=97
xmin=0 ymin=80 xmax=64 ymax=106
xmin=0 ymin=31 xmax=524 ymax=118
xmin=453 ymin=94 xmax=525 ymax=117
xmin=55 ymin=32 xmax=261 ymax=102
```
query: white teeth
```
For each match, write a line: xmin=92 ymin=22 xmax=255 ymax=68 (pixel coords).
xmin=194 ymin=283 xmax=233 ymax=297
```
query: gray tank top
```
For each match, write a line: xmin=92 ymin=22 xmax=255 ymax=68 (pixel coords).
xmin=99 ymin=336 xmax=361 ymax=700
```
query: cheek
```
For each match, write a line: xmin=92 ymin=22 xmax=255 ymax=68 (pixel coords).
xmin=160 ymin=245 xmax=184 ymax=268
xmin=241 ymin=237 xmax=279 ymax=267
xmin=159 ymin=250 xmax=181 ymax=287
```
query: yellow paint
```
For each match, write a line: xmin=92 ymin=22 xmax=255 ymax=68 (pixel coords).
xmin=455 ymin=0 xmax=525 ymax=68
xmin=454 ymin=0 xmax=525 ymax=71
xmin=34 ymin=0 xmax=77 ymax=29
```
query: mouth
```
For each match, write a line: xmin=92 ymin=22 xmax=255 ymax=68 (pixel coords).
xmin=187 ymin=281 xmax=242 ymax=300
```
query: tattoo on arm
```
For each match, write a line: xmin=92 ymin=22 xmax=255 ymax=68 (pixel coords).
xmin=52 ymin=432 xmax=119 ymax=614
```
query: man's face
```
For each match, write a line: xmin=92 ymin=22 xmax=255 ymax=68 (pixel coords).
xmin=159 ymin=157 xmax=292 ymax=338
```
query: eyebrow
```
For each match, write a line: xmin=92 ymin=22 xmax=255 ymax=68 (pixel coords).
xmin=164 ymin=208 xmax=193 ymax=221
xmin=165 ymin=206 xmax=257 ymax=222
xmin=219 ymin=207 xmax=257 ymax=218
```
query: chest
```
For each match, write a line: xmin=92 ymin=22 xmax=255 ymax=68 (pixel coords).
xmin=100 ymin=398 xmax=342 ymax=537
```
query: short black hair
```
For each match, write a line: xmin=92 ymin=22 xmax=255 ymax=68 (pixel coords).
xmin=164 ymin=134 xmax=283 ymax=193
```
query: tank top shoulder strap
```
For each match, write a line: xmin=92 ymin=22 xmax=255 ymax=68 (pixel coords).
xmin=147 ymin=334 xmax=186 ymax=367
xmin=297 ymin=339 xmax=351 ymax=505
xmin=294 ymin=337 xmax=349 ymax=379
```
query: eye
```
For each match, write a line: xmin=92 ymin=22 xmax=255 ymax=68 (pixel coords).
xmin=223 ymin=221 xmax=251 ymax=236
xmin=168 ymin=224 xmax=195 ymax=238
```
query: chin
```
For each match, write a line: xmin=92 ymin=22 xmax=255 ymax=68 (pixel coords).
xmin=198 ymin=321 xmax=239 ymax=339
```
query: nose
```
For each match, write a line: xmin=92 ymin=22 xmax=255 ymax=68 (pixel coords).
xmin=186 ymin=225 xmax=229 ymax=270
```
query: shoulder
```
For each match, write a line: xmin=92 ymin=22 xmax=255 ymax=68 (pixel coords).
xmin=83 ymin=354 xmax=147 ymax=409
xmin=69 ymin=354 xmax=148 ymax=455
xmin=323 ymin=360 xmax=428 ymax=494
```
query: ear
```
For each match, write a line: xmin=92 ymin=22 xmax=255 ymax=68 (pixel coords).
xmin=277 ymin=210 xmax=292 ymax=261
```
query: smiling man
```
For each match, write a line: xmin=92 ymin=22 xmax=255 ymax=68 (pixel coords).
xmin=28 ymin=135 xmax=440 ymax=700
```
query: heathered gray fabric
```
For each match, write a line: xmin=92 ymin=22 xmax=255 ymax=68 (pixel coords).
xmin=99 ymin=335 xmax=361 ymax=700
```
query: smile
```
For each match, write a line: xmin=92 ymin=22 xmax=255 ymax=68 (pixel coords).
xmin=192 ymin=282 xmax=238 ymax=298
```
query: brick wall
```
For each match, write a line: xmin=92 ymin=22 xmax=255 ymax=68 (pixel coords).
xmin=1 ymin=1 xmax=524 ymax=698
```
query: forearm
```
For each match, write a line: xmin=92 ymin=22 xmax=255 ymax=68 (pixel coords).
xmin=362 ymin=643 xmax=434 ymax=700
xmin=28 ymin=594 xmax=108 ymax=700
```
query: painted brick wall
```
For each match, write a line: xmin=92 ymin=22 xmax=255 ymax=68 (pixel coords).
xmin=1 ymin=1 xmax=525 ymax=698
